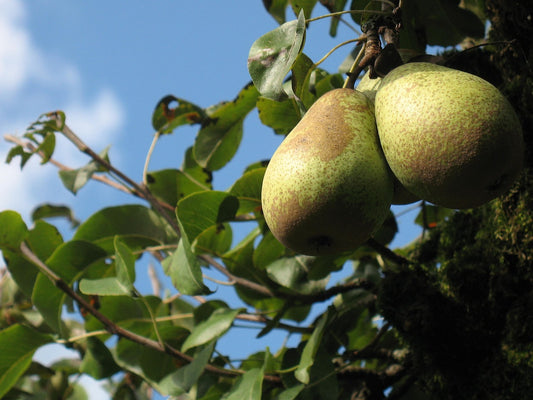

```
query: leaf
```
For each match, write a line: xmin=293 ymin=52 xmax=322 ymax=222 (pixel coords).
xmin=3 ymin=220 xmax=63 ymax=299
xmin=32 ymin=241 xmax=108 ymax=334
xmin=152 ymin=95 xmax=206 ymax=134
xmin=73 ymin=204 xmax=177 ymax=253
xmin=327 ymin=0 xmax=348 ymax=37
xmin=266 ymin=257 xmax=329 ymax=295
xmin=253 ymin=231 xmax=287 ymax=270
xmin=159 ymin=342 xmax=215 ymax=396
xmin=350 ymin=0 xmax=383 ymax=25
xmin=31 ymin=203 xmax=80 ymax=228
xmin=193 ymin=83 xmax=259 ymax=171
xmin=0 ymin=210 xmax=28 ymax=252
xmin=145 ymin=168 xmax=209 ymax=207
xmin=263 ymin=0 xmax=289 ymax=24
xmin=177 ymin=191 xmax=239 ymax=246
xmin=290 ymin=0 xmax=318 ymax=19
xmin=114 ymin=237 xmax=136 ymax=291
xmin=256 ymin=96 xmax=301 ymax=135
xmin=194 ymin=223 xmax=233 ymax=256
xmin=248 ymin=10 xmax=306 ymax=100
xmin=79 ymin=277 xmax=132 ymax=296
xmin=58 ymin=146 xmax=111 ymax=194
xmin=181 ymin=307 xmax=242 ymax=352
xmin=80 ymin=337 xmax=121 ymax=379
xmin=0 ymin=324 xmax=53 ymax=398
xmin=163 ymin=237 xmax=211 ymax=295
xmin=291 ymin=52 xmax=317 ymax=108
xmin=228 ymin=167 xmax=266 ymax=215
xmin=295 ymin=309 xmax=330 ymax=384
xmin=275 ymin=384 xmax=305 ymax=400
xmin=224 ymin=349 xmax=269 ymax=400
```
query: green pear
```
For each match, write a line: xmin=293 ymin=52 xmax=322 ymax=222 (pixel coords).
xmin=375 ymin=62 xmax=524 ymax=209
xmin=357 ymin=70 xmax=420 ymax=205
xmin=261 ymin=88 xmax=393 ymax=256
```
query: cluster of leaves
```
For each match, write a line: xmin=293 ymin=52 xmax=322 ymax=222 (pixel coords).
xmin=3 ymin=1 xmax=528 ymax=399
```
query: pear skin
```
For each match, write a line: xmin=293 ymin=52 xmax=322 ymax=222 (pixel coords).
xmin=375 ymin=62 xmax=524 ymax=209
xmin=261 ymin=88 xmax=393 ymax=256
xmin=357 ymin=71 xmax=420 ymax=205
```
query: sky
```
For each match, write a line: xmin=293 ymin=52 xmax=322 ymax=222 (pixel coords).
xmin=0 ymin=1 xmax=422 ymax=398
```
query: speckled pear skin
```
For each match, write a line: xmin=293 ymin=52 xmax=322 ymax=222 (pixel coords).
xmin=357 ymin=71 xmax=420 ymax=205
xmin=375 ymin=62 xmax=524 ymax=209
xmin=261 ymin=88 xmax=394 ymax=256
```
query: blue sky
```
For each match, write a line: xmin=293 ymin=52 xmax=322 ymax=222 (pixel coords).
xmin=0 ymin=1 xmax=422 ymax=397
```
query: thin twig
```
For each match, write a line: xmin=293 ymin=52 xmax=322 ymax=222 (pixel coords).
xmin=366 ymin=238 xmax=411 ymax=266
xmin=4 ymin=134 xmax=132 ymax=195
xmin=143 ymin=131 xmax=161 ymax=186
xmin=201 ymin=254 xmax=275 ymax=297
xmin=19 ymin=241 xmax=282 ymax=384
xmin=49 ymin=114 xmax=180 ymax=233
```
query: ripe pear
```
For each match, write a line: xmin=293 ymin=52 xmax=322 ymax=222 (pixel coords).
xmin=261 ymin=88 xmax=393 ymax=256
xmin=357 ymin=71 xmax=420 ymax=205
xmin=375 ymin=62 xmax=524 ymax=209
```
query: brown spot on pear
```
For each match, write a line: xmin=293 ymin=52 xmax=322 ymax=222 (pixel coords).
xmin=375 ymin=62 xmax=524 ymax=209
xmin=261 ymin=88 xmax=394 ymax=256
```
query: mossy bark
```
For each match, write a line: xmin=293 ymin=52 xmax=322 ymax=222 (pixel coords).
xmin=378 ymin=1 xmax=533 ymax=398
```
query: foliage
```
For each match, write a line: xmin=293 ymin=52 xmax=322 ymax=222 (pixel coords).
xmin=1 ymin=1 xmax=531 ymax=399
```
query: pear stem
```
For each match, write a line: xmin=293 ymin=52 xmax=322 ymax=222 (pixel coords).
xmin=343 ymin=40 xmax=367 ymax=89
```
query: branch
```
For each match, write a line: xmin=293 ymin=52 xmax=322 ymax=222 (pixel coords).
xmin=4 ymin=134 xmax=132 ymax=196
xmin=48 ymin=114 xmax=180 ymax=233
xmin=365 ymin=238 xmax=411 ymax=266
xmin=200 ymin=254 xmax=275 ymax=297
xmin=19 ymin=242 xmax=282 ymax=384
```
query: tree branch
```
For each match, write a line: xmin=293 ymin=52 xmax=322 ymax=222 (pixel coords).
xmin=19 ymin=242 xmax=282 ymax=384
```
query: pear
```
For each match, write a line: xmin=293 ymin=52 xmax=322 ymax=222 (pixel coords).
xmin=261 ymin=88 xmax=393 ymax=256
xmin=357 ymin=70 xmax=420 ymax=205
xmin=375 ymin=62 xmax=524 ymax=209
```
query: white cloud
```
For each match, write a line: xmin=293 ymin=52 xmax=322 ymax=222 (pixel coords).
xmin=0 ymin=0 xmax=125 ymax=221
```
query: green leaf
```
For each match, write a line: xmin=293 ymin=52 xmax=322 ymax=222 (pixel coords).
xmin=58 ymin=147 xmax=111 ymax=194
xmin=145 ymin=168 xmax=210 ymax=207
xmin=224 ymin=350 xmax=269 ymax=400
xmin=295 ymin=309 xmax=330 ymax=384
xmin=291 ymin=52 xmax=317 ymax=108
xmin=263 ymin=0 xmax=289 ymax=24
xmin=80 ymin=337 xmax=121 ymax=379
xmin=0 ymin=324 xmax=52 ymax=398
xmin=79 ymin=277 xmax=132 ymax=296
xmin=32 ymin=240 xmax=108 ymax=333
xmin=181 ymin=307 xmax=242 ymax=352
xmin=3 ymin=220 xmax=63 ymax=299
xmin=5 ymin=144 xmax=33 ymax=168
xmin=228 ymin=167 xmax=266 ymax=215
xmin=266 ymin=257 xmax=329 ymax=295
xmin=73 ymin=204 xmax=177 ymax=253
xmin=163 ymin=236 xmax=211 ymax=295
xmin=152 ymin=95 xmax=206 ymax=134
xmin=84 ymin=296 xmax=144 ymax=332
xmin=350 ymin=0 xmax=383 ymax=25
xmin=159 ymin=342 xmax=215 ymax=396
xmin=177 ymin=191 xmax=239 ymax=246
xmin=31 ymin=203 xmax=80 ymax=228
xmin=327 ymin=0 xmax=348 ymax=37
xmin=290 ymin=0 xmax=318 ymax=19
xmin=194 ymin=222 xmax=233 ymax=256
xmin=114 ymin=237 xmax=136 ymax=291
xmin=253 ymin=230 xmax=287 ymax=270
xmin=256 ymin=96 xmax=301 ymax=135
xmin=193 ymin=84 xmax=259 ymax=171
xmin=248 ymin=10 xmax=306 ymax=100
xmin=0 ymin=211 xmax=28 ymax=252
xmin=275 ymin=384 xmax=305 ymax=400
